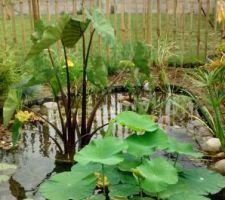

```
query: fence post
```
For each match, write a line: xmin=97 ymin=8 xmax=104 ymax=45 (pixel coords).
xmin=31 ymin=0 xmax=40 ymax=22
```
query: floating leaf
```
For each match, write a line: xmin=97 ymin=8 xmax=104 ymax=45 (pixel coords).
xmin=115 ymin=111 xmax=158 ymax=133
xmin=133 ymin=158 xmax=178 ymax=193
xmin=168 ymin=192 xmax=210 ymax=200
xmin=125 ymin=129 xmax=168 ymax=157
xmin=74 ymin=137 xmax=127 ymax=165
xmin=40 ymin=171 xmax=96 ymax=200
xmin=159 ymin=168 xmax=225 ymax=199
xmin=89 ymin=194 xmax=105 ymax=200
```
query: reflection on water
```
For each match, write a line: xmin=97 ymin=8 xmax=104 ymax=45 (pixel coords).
xmin=0 ymin=93 xmax=224 ymax=199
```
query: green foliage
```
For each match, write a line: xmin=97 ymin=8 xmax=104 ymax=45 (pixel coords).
xmin=40 ymin=111 xmax=224 ymax=200
xmin=74 ymin=137 xmax=127 ymax=165
xmin=88 ymin=56 xmax=108 ymax=89
xmin=133 ymin=158 xmax=178 ymax=193
xmin=86 ymin=9 xmax=115 ymax=45
xmin=3 ymin=89 xmax=22 ymax=126
xmin=191 ymin=66 xmax=225 ymax=150
xmin=114 ymin=111 xmax=158 ymax=133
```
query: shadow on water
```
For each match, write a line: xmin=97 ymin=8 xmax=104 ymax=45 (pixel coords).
xmin=0 ymin=92 xmax=224 ymax=200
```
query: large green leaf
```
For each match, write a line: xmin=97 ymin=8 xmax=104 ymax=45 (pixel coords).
xmin=86 ymin=9 xmax=115 ymax=45
xmin=159 ymin=168 xmax=225 ymax=199
xmin=88 ymin=56 xmax=108 ymax=89
xmin=39 ymin=171 xmax=96 ymax=200
xmin=61 ymin=18 xmax=90 ymax=48
xmin=109 ymin=184 xmax=140 ymax=197
xmin=166 ymin=138 xmax=203 ymax=158
xmin=28 ymin=15 xmax=69 ymax=58
xmin=114 ymin=111 xmax=158 ymax=133
xmin=125 ymin=129 xmax=168 ymax=157
xmin=133 ymin=158 xmax=178 ymax=193
xmin=118 ymin=154 xmax=142 ymax=172
xmin=3 ymin=89 xmax=22 ymax=126
xmin=168 ymin=192 xmax=210 ymax=200
xmin=74 ymin=137 xmax=127 ymax=165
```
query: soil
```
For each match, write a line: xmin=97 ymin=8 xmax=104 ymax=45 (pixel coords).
xmin=0 ymin=124 xmax=13 ymax=150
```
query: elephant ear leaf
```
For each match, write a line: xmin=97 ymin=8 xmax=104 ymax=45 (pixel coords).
xmin=3 ymin=89 xmax=22 ymax=126
xmin=61 ymin=18 xmax=90 ymax=48
xmin=27 ymin=15 xmax=70 ymax=58
xmin=86 ymin=8 xmax=115 ymax=45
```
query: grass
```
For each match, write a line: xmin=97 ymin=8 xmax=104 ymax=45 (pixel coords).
xmin=0 ymin=12 xmax=221 ymax=65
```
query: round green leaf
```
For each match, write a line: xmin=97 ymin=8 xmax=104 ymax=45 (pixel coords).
xmin=39 ymin=171 xmax=96 ymax=200
xmin=109 ymin=184 xmax=140 ymax=197
xmin=115 ymin=111 xmax=158 ymax=133
xmin=133 ymin=158 xmax=178 ymax=193
xmin=125 ymin=129 xmax=168 ymax=157
xmin=159 ymin=168 xmax=225 ymax=199
xmin=74 ymin=137 xmax=127 ymax=165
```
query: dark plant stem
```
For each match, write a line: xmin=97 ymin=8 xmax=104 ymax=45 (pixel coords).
xmin=80 ymin=30 xmax=95 ymax=148
xmin=62 ymin=43 xmax=74 ymax=152
xmin=86 ymin=69 xmax=126 ymax=139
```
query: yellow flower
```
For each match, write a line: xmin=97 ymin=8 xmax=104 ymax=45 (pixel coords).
xmin=15 ymin=111 xmax=32 ymax=123
xmin=67 ymin=59 xmax=74 ymax=68
xmin=95 ymin=172 xmax=110 ymax=188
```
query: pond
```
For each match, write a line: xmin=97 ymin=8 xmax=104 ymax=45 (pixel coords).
xmin=0 ymin=92 xmax=224 ymax=200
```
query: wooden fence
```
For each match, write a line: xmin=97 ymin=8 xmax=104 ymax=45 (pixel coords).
xmin=0 ymin=0 xmax=222 ymax=65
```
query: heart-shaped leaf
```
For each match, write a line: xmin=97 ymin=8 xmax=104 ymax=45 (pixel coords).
xmin=74 ymin=137 xmax=127 ymax=165
xmin=133 ymin=158 xmax=178 ymax=193
xmin=3 ymin=89 xmax=22 ymax=126
xmin=114 ymin=111 xmax=158 ymax=133
xmin=86 ymin=9 xmax=115 ymax=45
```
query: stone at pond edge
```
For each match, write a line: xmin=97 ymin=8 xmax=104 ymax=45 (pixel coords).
xmin=211 ymin=159 xmax=225 ymax=175
xmin=201 ymin=137 xmax=222 ymax=153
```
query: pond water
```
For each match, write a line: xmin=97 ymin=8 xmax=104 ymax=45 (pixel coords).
xmin=0 ymin=92 xmax=224 ymax=200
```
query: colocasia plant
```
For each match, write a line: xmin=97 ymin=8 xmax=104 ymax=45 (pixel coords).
xmin=39 ymin=111 xmax=225 ymax=200
xmin=3 ymin=9 xmax=126 ymax=160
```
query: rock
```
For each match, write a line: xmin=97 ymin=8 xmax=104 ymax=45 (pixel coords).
xmin=190 ymin=119 xmax=203 ymax=128
xmin=201 ymin=138 xmax=222 ymax=153
xmin=212 ymin=159 xmax=225 ymax=174
xmin=198 ymin=126 xmax=212 ymax=137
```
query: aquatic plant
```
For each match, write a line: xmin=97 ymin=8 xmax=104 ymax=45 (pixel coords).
xmin=3 ymin=9 xmax=120 ymax=159
xmin=39 ymin=111 xmax=225 ymax=200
